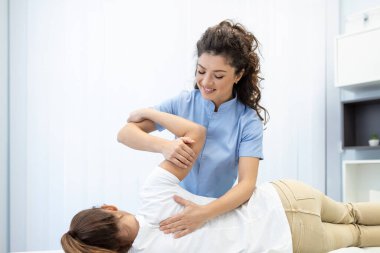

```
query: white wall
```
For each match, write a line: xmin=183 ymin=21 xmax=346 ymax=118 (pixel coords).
xmin=10 ymin=0 xmax=328 ymax=251
xmin=252 ymin=1 xmax=326 ymax=188
xmin=10 ymin=0 xmax=28 ymax=250
xmin=1 ymin=0 xmax=9 ymax=252
xmin=325 ymin=0 xmax=341 ymax=201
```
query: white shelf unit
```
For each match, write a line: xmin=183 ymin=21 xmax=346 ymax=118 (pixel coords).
xmin=335 ymin=27 xmax=380 ymax=88
xmin=342 ymin=160 xmax=380 ymax=202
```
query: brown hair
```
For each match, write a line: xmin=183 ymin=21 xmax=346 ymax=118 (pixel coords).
xmin=61 ymin=208 xmax=132 ymax=253
xmin=196 ymin=20 xmax=269 ymax=123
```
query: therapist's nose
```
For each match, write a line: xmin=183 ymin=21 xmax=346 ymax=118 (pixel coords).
xmin=200 ymin=73 xmax=214 ymax=87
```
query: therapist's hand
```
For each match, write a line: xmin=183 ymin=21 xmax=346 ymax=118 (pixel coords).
xmin=159 ymin=195 xmax=208 ymax=238
xmin=127 ymin=108 xmax=196 ymax=169
xmin=162 ymin=137 xmax=196 ymax=169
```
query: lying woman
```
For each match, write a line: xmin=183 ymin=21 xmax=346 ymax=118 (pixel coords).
xmin=61 ymin=108 xmax=380 ymax=253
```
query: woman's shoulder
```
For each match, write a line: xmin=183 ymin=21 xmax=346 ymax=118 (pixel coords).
xmin=234 ymin=103 xmax=263 ymax=135
xmin=158 ymin=90 xmax=195 ymax=109
xmin=236 ymin=102 xmax=261 ymax=122
xmin=173 ymin=89 xmax=199 ymax=102
xmin=175 ymin=89 xmax=206 ymax=110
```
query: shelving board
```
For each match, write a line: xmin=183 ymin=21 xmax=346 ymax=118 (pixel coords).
xmin=342 ymin=160 xmax=380 ymax=202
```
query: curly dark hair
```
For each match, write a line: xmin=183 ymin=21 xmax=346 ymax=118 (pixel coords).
xmin=195 ymin=20 xmax=269 ymax=123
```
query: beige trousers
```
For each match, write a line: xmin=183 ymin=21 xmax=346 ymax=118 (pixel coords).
xmin=271 ymin=180 xmax=380 ymax=253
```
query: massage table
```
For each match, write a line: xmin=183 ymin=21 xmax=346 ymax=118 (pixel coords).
xmin=13 ymin=248 xmax=380 ymax=252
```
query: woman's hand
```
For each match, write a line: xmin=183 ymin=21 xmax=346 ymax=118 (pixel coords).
xmin=162 ymin=137 xmax=196 ymax=169
xmin=159 ymin=195 xmax=209 ymax=238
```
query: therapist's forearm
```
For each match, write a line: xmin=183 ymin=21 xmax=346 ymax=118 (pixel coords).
xmin=202 ymin=157 xmax=259 ymax=220
xmin=202 ymin=181 xmax=255 ymax=221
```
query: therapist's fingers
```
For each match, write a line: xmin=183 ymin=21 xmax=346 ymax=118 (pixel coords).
xmin=160 ymin=196 xmax=191 ymax=228
xmin=180 ymin=136 xmax=195 ymax=144
xmin=168 ymin=157 xmax=188 ymax=169
xmin=162 ymin=223 xmax=188 ymax=234
xmin=160 ymin=214 xmax=183 ymax=227
xmin=181 ymin=145 xmax=196 ymax=161
xmin=174 ymin=151 xmax=192 ymax=167
xmin=173 ymin=195 xmax=191 ymax=206
xmin=179 ymin=137 xmax=196 ymax=157
xmin=173 ymin=145 xmax=195 ymax=167
xmin=170 ymin=149 xmax=192 ymax=169
xmin=163 ymin=138 xmax=196 ymax=169
xmin=174 ymin=228 xmax=192 ymax=239
xmin=178 ymin=147 xmax=195 ymax=162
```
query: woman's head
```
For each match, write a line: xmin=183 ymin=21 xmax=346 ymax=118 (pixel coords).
xmin=61 ymin=205 xmax=138 ymax=253
xmin=195 ymin=20 xmax=268 ymax=122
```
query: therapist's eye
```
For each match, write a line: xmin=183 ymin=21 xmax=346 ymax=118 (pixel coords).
xmin=197 ymin=70 xmax=205 ymax=75
xmin=215 ymin=75 xmax=224 ymax=79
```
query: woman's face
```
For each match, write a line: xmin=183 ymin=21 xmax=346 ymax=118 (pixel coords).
xmin=115 ymin=210 xmax=139 ymax=241
xmin=196 ymin=53 xmax=243 ymax=110
xmin=101 ymin=205 xmax=139 ymax=243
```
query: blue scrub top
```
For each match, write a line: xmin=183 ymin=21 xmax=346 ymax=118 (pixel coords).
xmin=155 ymin=90 xmax=263 ymax=198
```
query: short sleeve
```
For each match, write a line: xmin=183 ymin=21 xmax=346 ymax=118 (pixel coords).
xmin=153 ymin=91 xmax=189 ymax=131
xmin=138 ymin=167 xmax=181 ymax=224
xmin=238 ymin=112 xmax=264 ymax=160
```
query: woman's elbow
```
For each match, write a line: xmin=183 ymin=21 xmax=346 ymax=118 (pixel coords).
xmin=117 ymin=125 xmax=129 ymax=144
xmin=195 ymin=125 xmax=207 ymax=144
xmin=116 ymin=132 xmax=123 ymax=143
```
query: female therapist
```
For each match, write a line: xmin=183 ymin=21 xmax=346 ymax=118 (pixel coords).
xmin=117 ymin=20 xmax=268 ymax=238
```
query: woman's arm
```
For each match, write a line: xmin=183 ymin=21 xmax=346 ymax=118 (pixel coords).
xmin=119 ymin=108 xmax=206 ymax=179
xmin=117 ymin=112 xmax=197 ymax=169
xmin=204 ymin=157 xmax=258 ymax=217
xmin=117 ymin=119 xmax=165 ymax=153
xmin=159 ymin=157 xmax=259 ymax=238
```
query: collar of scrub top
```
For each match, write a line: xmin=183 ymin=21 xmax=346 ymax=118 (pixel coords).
xmin=200 ymin=92 xmax=238 ymax=113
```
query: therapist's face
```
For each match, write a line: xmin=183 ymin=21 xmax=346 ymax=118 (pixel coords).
xmin=196 ymin=52 xmax=243 ymax=110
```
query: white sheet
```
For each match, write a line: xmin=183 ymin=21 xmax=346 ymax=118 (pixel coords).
xmin=329 ymin=248 xmax=380 ymax=253
xmin=13 ymin=251 xmax=63 ymax=253
xmin=13 ymin=247 xmax=380 ymax=253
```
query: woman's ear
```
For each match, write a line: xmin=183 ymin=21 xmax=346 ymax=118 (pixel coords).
xmin=236 ymin=69 xmax=245 ymax=83
xmin=101 ymin=204 xmax=118 ymax=211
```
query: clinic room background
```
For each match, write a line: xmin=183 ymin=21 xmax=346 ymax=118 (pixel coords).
xmin=1 ymin=0 xmax=380 ymax=251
